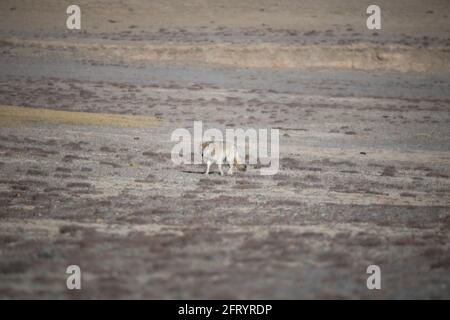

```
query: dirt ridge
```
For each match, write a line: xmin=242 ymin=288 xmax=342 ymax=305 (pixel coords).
xmin=3 ymin=38 xmax=450 ymax=72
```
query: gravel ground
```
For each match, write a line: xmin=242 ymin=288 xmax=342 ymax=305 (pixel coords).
xmin=0 ymin=0 xmax=449 ymax=299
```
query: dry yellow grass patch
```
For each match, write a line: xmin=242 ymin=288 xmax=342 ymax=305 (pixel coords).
xmin=0 ymin=105 xmax=161 ymax=128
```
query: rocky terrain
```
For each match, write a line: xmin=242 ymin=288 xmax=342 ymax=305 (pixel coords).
xmin=0 ymin=0 xmax=449 ymax=299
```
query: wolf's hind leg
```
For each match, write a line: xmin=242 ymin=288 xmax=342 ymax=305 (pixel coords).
xmin=218 ymin=163 xmax=224 ymax=176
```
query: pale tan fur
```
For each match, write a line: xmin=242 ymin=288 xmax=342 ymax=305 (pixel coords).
xmin=201 ymin=141 xmax=247 ymax=176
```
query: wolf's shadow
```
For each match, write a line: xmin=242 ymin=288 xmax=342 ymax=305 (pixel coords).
xmin=181 ymin=170 xmax=222 ymax=175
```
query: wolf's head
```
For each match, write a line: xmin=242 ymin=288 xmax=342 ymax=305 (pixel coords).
xmin=237 ymin=163 xmax=247 ymax=172
xmin=233 ymin=158 xmax=247 ymax=172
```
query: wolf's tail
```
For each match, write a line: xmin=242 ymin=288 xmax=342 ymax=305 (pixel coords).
xmin=234 ymin=152 xmax=247 ymax=172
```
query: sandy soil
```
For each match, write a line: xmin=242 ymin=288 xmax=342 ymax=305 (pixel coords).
xmin=0 ymin=0 xmax=449 ymax=299
xmin=1 ymin=0 xmax=450 ymax=40
xmin=1 ymin=0 xmax=450 ymax=72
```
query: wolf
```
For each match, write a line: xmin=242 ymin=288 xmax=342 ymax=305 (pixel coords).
xmin=201 ymin=140 xmax=247 ymax=175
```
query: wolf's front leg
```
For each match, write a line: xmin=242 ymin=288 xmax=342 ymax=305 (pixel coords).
xmin=205 ymin=161 xmax=211 ymax=175
xmin=218 ymin=163 xmax=224 ymax=176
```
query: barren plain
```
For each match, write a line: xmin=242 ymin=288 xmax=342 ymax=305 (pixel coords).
xmin=0 ymin=0 xmax=449 ymax=299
